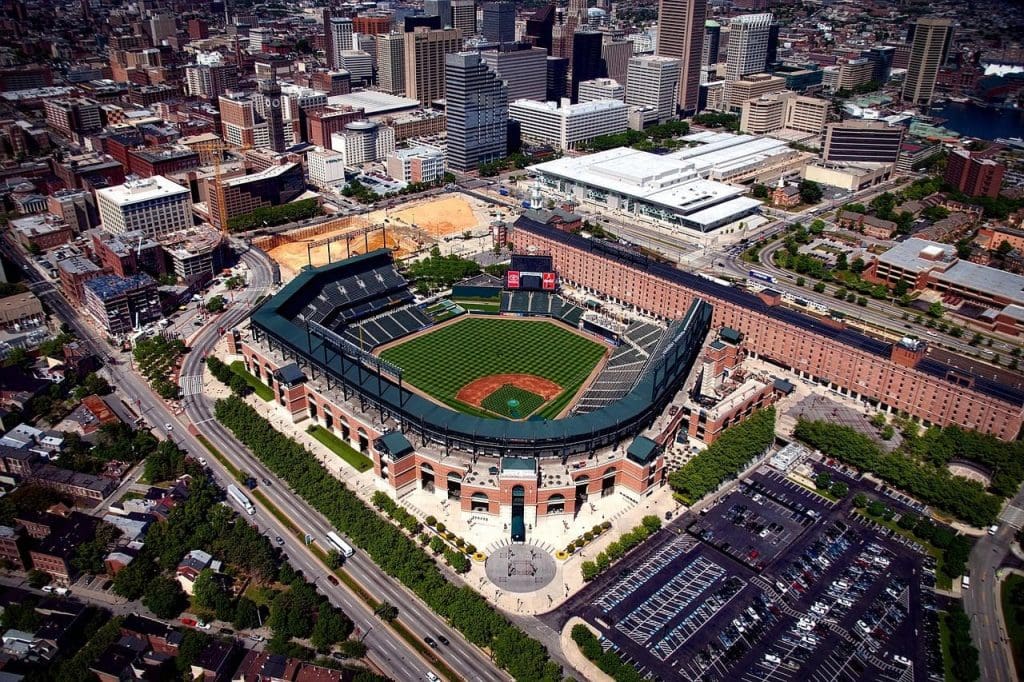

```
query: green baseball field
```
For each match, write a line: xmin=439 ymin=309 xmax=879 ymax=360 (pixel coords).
xmin=378 ymin=317 xmax=607 ymax=420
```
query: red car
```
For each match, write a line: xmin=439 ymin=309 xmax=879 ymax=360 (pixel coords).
xmin=180 ymin=618 xmax=197 ymax=627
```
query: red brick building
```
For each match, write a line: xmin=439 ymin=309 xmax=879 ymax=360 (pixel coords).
xmin=305 ymin=105 xmax=364 ymax=148
xmin=945 ymin=148 xmax=1005 ymax=198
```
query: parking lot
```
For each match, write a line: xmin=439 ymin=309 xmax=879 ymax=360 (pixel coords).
xmin=571 ymin=467 xmax=940 ymax=682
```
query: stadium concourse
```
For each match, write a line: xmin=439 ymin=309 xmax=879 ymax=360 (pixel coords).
xmin=240 ymin=245 xmax=722 ymax=550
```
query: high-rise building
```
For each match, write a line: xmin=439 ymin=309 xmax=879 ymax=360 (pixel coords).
xmin=837 ymin=58 xmax=875 ymax=91
xmin=726 ymin=73 xmax=785 ymax=111
xmin=626 ymin=55 xmax=681 ymax=123
xmin=546 ymin=57 xmax=569 ymax=101
xmin=578 ymin=78 xmax=624 ymax=103
xmin=570 ymin=31 xmax=604 ymax=102
xmin=654 ymin=0 xmax=706 ymax=114
xmin=258 ymin=80 xmax=287 ymax=152
xmin=766 ymin=22 xmax=779 ymax=68
xmin=601 ymin=40 xmax=634 ymax=86
xmin=861 ymin=46 xmax=895 ymax=84
xmin=95 ymin=176 xmax=193 ymax=239
xmin=525 ymin=4 xmax=555 ymax=54
xmin=339 ymin=51 xmax=374 ymax=86
xmin=323 ymin=9 xmax=335 ymax=68
xmin=425 ymin=0 xmax=452 ymax=28
xmin=219 ymin=93 xmax=270 ymax=148
xmin=330 ymin=121 xmax=396 ymax=165
xmin=945 ymin=149 xmax=1005 ymax=198
xmin=185 ymin=61 xmax=239 ymax=100
xmin=330 ymin=17 xmax=355 ymax=69
xmin=445 ymin=52 xmax=508 ymax=172
xmin=452 ymin=0 xmax=477 ymax=37
xmin=482 ymin=2 xmax=516 ymax=45
xmin=83 ymin=273 xmax=161 ymax=335
xmin=354 ymin=13 xmax=392 ymax=35
xmin=725 ymin=13 xmax=773 ymax=83
xmin=703 ymin=21 xmax=721 ymax=66
xmin=823 ymin=120 xmax=905 ymax=164
xmin=305 ymin=105 xmax=366 ymax=148
xmin=480 ymin=44 xmax=548 ymax=102
xmin=404 ymin=28 xmax=461 ymax=104
xmin=405 ymin=15 xmax=442 ymax=32
xmin=207 ymin=163 xmax=305 ymax=229
xmin=739 ymin=91 xmax=827 ymax=135
xmin=377 ymin=33 xmax=407 ymax=95
xmin=902 ymin=17 xmax=953 ymax=106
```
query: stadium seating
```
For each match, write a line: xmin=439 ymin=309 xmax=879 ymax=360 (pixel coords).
xmin=343 ymin=304 xmax=433 ymax=350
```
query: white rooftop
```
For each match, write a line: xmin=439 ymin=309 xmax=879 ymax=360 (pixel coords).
xmin=328 ymin=90 xmax=419 ymax=115
xmin=96 ymin=175 xmax=190 ymax=207
xmin=876 ymin=237 xmax=957 ymax=274
xmin=223 ymin=162 xmax=299 ymax=188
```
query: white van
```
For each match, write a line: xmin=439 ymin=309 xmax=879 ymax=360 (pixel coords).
xmin=962 ymin=575 xmax=971 ymax=590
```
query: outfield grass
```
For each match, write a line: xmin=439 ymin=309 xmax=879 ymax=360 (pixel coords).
xmin=480 ymin=385 xmax=545 ymax=418
xmin=230 ymin=360 xmax=275 ymax=401
xmin=308 ymin=425 xmax=374 ymax=472
xmin=379 ymin=317 xmax=605 ymax=419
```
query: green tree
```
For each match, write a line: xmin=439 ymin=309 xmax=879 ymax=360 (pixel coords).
xmin=206 ymin=296 xmax=226 ymax=313
xmin=997 ymin=240 xmax=1014 ymax=256
xmin=311 ymin=607 xmax=354 ymax=650
xmin=27 ymin=569 xmax=50 ymax=588
xmin=176 ymin=630 xmax=211 ymax=674
xmin=143 ymin=576 xmax=186 ymax=619
xmin=113 ymin=557 xmax=157 ymax=600
xmin=373 ymin=601 xmax=398 ymax=622
xmin=798 ymin=180 xmax=823 ymax=204
xmin=752 ymin=183 xmax=769 ymax=199
xmin=927 ymin=301 xmax=943 ymax=318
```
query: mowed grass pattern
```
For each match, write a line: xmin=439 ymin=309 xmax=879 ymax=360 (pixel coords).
xmin=480 ymin=385 xmax=546 ymax=419
xmin=379 ymin=318 xmax=606 ymax=419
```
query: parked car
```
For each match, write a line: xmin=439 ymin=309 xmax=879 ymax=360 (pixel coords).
xmin=181 ymin=618 xmax=197 ymax=627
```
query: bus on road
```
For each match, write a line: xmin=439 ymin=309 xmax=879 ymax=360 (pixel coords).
xmin=326 ymin=531 xmax=355 ymax=557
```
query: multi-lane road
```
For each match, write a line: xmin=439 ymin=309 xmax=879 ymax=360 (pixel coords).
xmin=0 ymin=236 xmax=507 ymax=682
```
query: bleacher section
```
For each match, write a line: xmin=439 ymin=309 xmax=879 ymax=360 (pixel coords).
xmin=500 ymin=290 xmax=585 ymax=326
xmin=575 ymin=343 xmax=651 ymax=413
xmin=297 ymin=263 xmax=412 ymax=332
xmin=344 ymin=305 xmax=433 ymax=349
xmin=622 ymin=321 xmax=664 ymax=355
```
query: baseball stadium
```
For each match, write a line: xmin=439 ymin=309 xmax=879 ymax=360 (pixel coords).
xmin=241 ymin=214 xmax=1024 ymax=541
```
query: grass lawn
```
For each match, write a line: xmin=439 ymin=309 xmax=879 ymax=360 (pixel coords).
xmin=456 ymin=300 xmax=501 ymax=313
xmin=1002 ymin=573 xmax=1024 ymax=676
xmin=939 ymin=612 xmax=957 ymax=682
xmin=229 ymin=361 xmax=274 ymax=401
xmin=379 ymin=317 xmax=605 ymax=419
xmin=308 ymin=425 xmax=373 ymax=473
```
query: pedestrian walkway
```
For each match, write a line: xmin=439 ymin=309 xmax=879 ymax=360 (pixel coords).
xmin=1000 ymin=505 xmax=1024 ymax=530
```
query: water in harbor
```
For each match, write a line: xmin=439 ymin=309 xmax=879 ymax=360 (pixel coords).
xmin=929 ymin=101 xmax=1024 ymax=141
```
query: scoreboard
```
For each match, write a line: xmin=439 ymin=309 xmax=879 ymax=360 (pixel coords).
xmin=506 ymin=270 xmax=556 ymax=291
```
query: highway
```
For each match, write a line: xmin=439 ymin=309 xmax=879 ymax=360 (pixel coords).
xmin=963 ymin=489 xmax=1024 ymax=682
xmin=0 ymin=236 xmax=505 ymax=682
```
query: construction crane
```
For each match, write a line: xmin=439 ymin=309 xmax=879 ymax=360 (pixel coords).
xmin=194 ymin=137 xmax=242 ymax=237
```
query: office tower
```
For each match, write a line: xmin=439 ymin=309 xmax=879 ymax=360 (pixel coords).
xmin=452 ymin=0 xmax=477 ymax=37
xmin=578 ymin=78 xmax=624 ymax=102
xmin=481 ymin=44 xmax=548 ymax=102
xmin=96 ymin=176 xmax=193 ymax=239
xmin=377 ymin=33 xmax=406 ymax=94
xmin=570 ymin=31 xmax=604 ymax=102
xmin=207 ymin=163 xmax=305 ymax=230
xmin=945 ymin=149 xmax=1005 ymax=198
xmin=330 ymin=17 xmax=354 ymax=69
xmin=483 ymin=2 xmax=515 ymax=44
xmin=654 ymin=0 xmax=706 ymax=115
xmin=601 ymin=39 xmax=633 ymax=85
xmin=219 ymin=93 xmax=268 ymax=148
xmin=188 ymin=19 xmax=209 ymax=40
xmin=702 ymin=21 xmax=720 ymax=66
xmin=766 ymin=22 xmax=779 ymax=68
xmin=306 ymin=106 xmax=365 ymax=148
xmin=509 ymin=99 xmax=629 ymax=150
xmin=248 ymin=27 xmax=273 ymax=53
xmin=405 ymin=15 xmax=442 ymax=32
xmin=258 ymin=80 xmax=286 ymax=152
xmin=339 ymin=51 xmax=374 ymax=86
xmin=445 ymin=52 xmax=508 ymax=172
xmin=837 ymin=58 xmax=874 ymax=91
xmin=725 ymin=13 xmax=773 ymax=82
xmin=148 ymin=13 xmax=176 ymax=45
xmin=425 ymin=0 xmax=452 ymax=28
xmin=546 ymin=56 xmax=569 ymax=101
xmin=310 ymin=70 xmax=351 ymax=96
xmin=568 ymin=0 xmax=588 ymax=23
xmin=739 ymin=91 xmax=827 ymax=135
xmin=823 ymin=121 xmax=905 ymax=164
xmin=626 ymin=55 xmax=681 ymax=123
xmin=354 ymin=13 xmax=392 ymax=35
xmin=861 ymin=46 xmax=895 ymax=84
xmin=404 ymin=28 xmax=462 ymax=104
xmin=330 ymin=121 xmax=395 ymax=165
xmin=902 ymin=17 xmax=953 ymax=106
xmin=323 ymin=9 xmax=335 ymax=68
xmin=525 ymin=4 xmax=555 ymax=54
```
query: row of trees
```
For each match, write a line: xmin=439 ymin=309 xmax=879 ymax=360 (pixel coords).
xmin=578 ymin=120 xmax=691 ymax=153
xmin=793 ymin=420 xmax=1003 ymax=527
xmin=404 ymin=247 xmax=482 ymax=294
xmin=581 ymin=516 xmax=662 ymax=581
xmin=207 ymin=356 xmax=254 ymax=398
xmin=668 ymin=408 xmax=776 ymax=505
xmin=901 ymin=426 xmax=1024 ymax=499
xmin=213 ymin=395 xmax=562 ymax=681
xmin=133 ymin=334 xmax=186 ymax=400
xmin=571 ymin=624 xmax=645 ymax=682
xmin=227 ymin=198 xmax=322 ymax=232
xmin=478 ymin=153 xmax=533 ymax=177
xmin=943 ymin=605 xmax=981 ymax=681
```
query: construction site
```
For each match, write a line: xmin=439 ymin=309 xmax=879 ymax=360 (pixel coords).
xmin=257 ymin=194 xmax=498 ymax=280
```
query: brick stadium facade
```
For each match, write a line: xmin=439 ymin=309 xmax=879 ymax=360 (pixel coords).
xmin=511 ymin=219 xmax=1024 ymax=441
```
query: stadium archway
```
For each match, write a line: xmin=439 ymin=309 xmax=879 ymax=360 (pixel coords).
xmin=511 ymin=485 xmax=526 ymax=542
xmin=447 ymin=472 xmax=462 ymax=500
xmin=420 ymin=463 xmax=435 ymax=492
xmin=547 ymin=494 xmax=565 ymax=514
xmin=471 ymin=492 xmax=489 ymax=512
xmin=602 ymin=467 xmax=617 ymax=497
xmin=574 ymin=475 xmax=590 ymax=508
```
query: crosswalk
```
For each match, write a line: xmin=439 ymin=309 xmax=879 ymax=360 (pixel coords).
xmin=179 ymin=375 xmax=204 ymax=396
xmin=1000 ymin=504 xmax=1024 ymax=530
